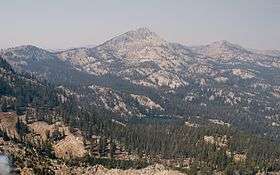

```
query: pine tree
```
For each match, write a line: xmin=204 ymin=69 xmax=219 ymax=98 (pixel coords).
xmin=1 ymin=99 xmax=8 ymax=112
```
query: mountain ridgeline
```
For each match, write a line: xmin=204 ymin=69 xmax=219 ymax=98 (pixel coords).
xmin=1 ymin=28 xmax=279 ymax=140
xmin=1 ymin=28 xmax=280 ymax=174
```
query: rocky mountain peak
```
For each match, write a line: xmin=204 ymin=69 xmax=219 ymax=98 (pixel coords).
xmin=100 ymin=27 xmax=166 ymax=49
xmin=12 ymin=45 xmax=38 ymax=50
xmin=3 ymin=45 xmax=53 ymax=57
xmin=191 ymin=40 xmax=253 ymax=60
xmin=126 ymin=27 xmax=159 ymax=39
xmin=208 ymin=40 xmax=244 ymax=50
xmin=0 ymin=45 xmax=58 ymax=72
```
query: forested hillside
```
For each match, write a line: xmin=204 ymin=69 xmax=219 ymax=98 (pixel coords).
xmin=0 ymin=57 xmax=59 ymax=115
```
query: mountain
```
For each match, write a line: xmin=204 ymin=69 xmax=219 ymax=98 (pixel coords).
xmin=190 ymin=40 xmax=280 ymax=63
xmin=191 ymin=40 xmax=252 ymax=60
xmin=1 ymin=28 xmax=280 ymax=140
xmin=57 ymin=29 xmax=280 ymax=90
xmin=57 ymin=28 xmax=192 ymax=89
xmin=0 ymin=45 xmax=95 ymax=85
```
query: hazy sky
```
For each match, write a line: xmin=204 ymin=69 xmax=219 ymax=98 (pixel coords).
xmin=0 ymin=0 xmax=279 ymax=50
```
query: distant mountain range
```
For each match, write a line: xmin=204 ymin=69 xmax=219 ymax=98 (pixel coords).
xmin=1 ymin=27 xmax=280 ymax=140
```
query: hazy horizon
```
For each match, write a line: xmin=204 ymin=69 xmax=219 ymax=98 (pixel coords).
xmin=1 ymin=0 xmax=280 ymax=50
